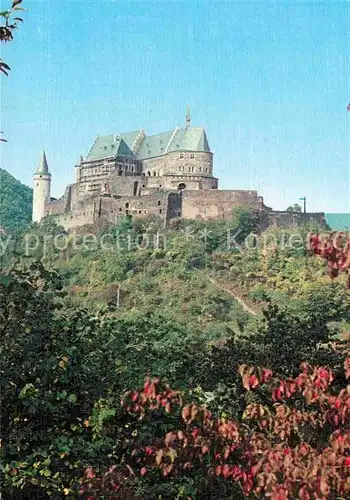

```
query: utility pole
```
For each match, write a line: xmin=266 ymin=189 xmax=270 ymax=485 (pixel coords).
xmin=299 ymin=196 xmax=306 ymax=213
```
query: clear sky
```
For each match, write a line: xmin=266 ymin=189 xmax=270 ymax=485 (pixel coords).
xmin=1 ymin=0 xmax=349 ymax=212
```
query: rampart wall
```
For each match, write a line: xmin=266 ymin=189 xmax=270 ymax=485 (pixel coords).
xmin=267 ymin=211 xmax=327 ymax=229
xmin=181 ymin=190 xmax=263 ymax=220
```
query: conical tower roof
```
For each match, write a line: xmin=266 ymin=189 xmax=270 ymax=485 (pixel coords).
xmin=35 ymin=151 xmax=51 ymax=175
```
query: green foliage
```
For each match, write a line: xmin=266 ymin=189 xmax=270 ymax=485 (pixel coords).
xmin=286 ymin=203 xmax=302 ymax=212
xmin=230 ymin=205 xmax=259 ymax=238
xmin=1 ymin=211 xmax=349 ymax=498
xmin=0 ymin=168 xmax=32 ymax=232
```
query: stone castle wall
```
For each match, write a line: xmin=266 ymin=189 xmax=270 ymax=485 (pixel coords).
xmin=54 ymin=200 xmax=96 ymax=229
xmin=161 ymin=174 xmax=218 ymax=191
xmin=267 ymin=211 xmax=327 ymax=229
xmin=181 ymin=190 xmax=263 ymax=220
xmin=97 ymin=193 xmax=168 ymax=223
xmin=142 ymin=151 xmax=214 ymax=190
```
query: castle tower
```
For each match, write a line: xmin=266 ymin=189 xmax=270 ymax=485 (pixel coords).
xmin=32 ymin=151 xmax=51 ymax=222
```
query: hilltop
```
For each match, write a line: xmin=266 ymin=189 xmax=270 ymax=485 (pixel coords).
xmin=0 ymin=168 xmax=32 ymax=232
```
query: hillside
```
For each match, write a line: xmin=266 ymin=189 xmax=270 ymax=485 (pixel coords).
xmin=0 ymin=168 xmax=32 ymax=232
xmin=1 ymin=208 xmax=349 ymax=498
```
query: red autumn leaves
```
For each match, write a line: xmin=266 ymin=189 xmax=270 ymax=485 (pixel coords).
xmin=81 ymin=358 xmax=350 ymax=499
xmin=309 ymin=232 xmax=350 ymax=288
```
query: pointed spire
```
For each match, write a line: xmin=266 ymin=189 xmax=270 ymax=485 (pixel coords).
xmin=35 ymin=150 xmax=50 ymax=175
xmin=185 ymin=105 xmax=191 ymax=129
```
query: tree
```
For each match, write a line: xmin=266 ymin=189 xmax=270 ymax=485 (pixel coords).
xmin=286 ymin=204 xmax=302 ymax=213
xmin=79 ymin=359 xmax=350 ymax=499
xmin=0 ymin=0 xmax=26 ymax=141
xmin=309 ymin=232 xmax=350 ymax=288
xmin=0 ymin=168 xmax=32 ymax=233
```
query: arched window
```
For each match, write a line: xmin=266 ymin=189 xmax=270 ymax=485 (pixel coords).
xmin=178 ymin=183 xmax=186 ymax=191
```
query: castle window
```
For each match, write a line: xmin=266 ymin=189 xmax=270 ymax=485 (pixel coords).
xmin=179 ymin=153 xmax=184 ymax=159
xmin=138 ymin=210 xmax=142 ymax=214
xmin=199 ymin=167 xmax=202 ymax=172
xmin=153 ymin=171 xmax=156 ymax=176
xmin=159 ymin=209 xmax=162 ymax=214
xmin=205 ymin=167 xmax=208 ymax=173
xmin=190 ymin=153 xmax=195 ymax=159
xmin=157 ymin=200 xmax=161 ymax=206
xmin=125 ymin=202 xmax=129 ymax=208
xmin=147 ymin=171 xmax=151 ymax=176
xmin=119 ymin=208 xmax=122 ymax=212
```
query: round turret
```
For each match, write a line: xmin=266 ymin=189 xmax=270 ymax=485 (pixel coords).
xmin=32 ymin=151 xmax=51 ymax=222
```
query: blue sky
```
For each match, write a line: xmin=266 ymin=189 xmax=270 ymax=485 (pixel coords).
xmin=1 ymin=0 xmax=349 ymax=212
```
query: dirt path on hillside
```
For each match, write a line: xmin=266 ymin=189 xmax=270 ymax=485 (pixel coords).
xmin=203 ymin=274 xmax=258 ymax=316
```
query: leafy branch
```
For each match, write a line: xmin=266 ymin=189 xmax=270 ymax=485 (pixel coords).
xmin=0 ymin=0 xmax=26 ymax=141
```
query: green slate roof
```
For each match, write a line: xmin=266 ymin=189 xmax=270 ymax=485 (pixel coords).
xmin=85 ymin=127 xmax=211 ymax=162
xmin=86 ymin=134 xmax=137 ymax=161
xmin=136 ymin=130 xmax=175 ymax=159
xmin=35 ymin=151 xmax=51 ymax=175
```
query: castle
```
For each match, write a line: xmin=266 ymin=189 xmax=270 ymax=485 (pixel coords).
xmin=32 ymin=109 xmax=326 ymax=230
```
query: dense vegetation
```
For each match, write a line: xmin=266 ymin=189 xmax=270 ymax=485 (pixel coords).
xmin=0 ymin=168 xmax=32 ymax=232
xmin=1 ymin=208 xmax=349 ymax=498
